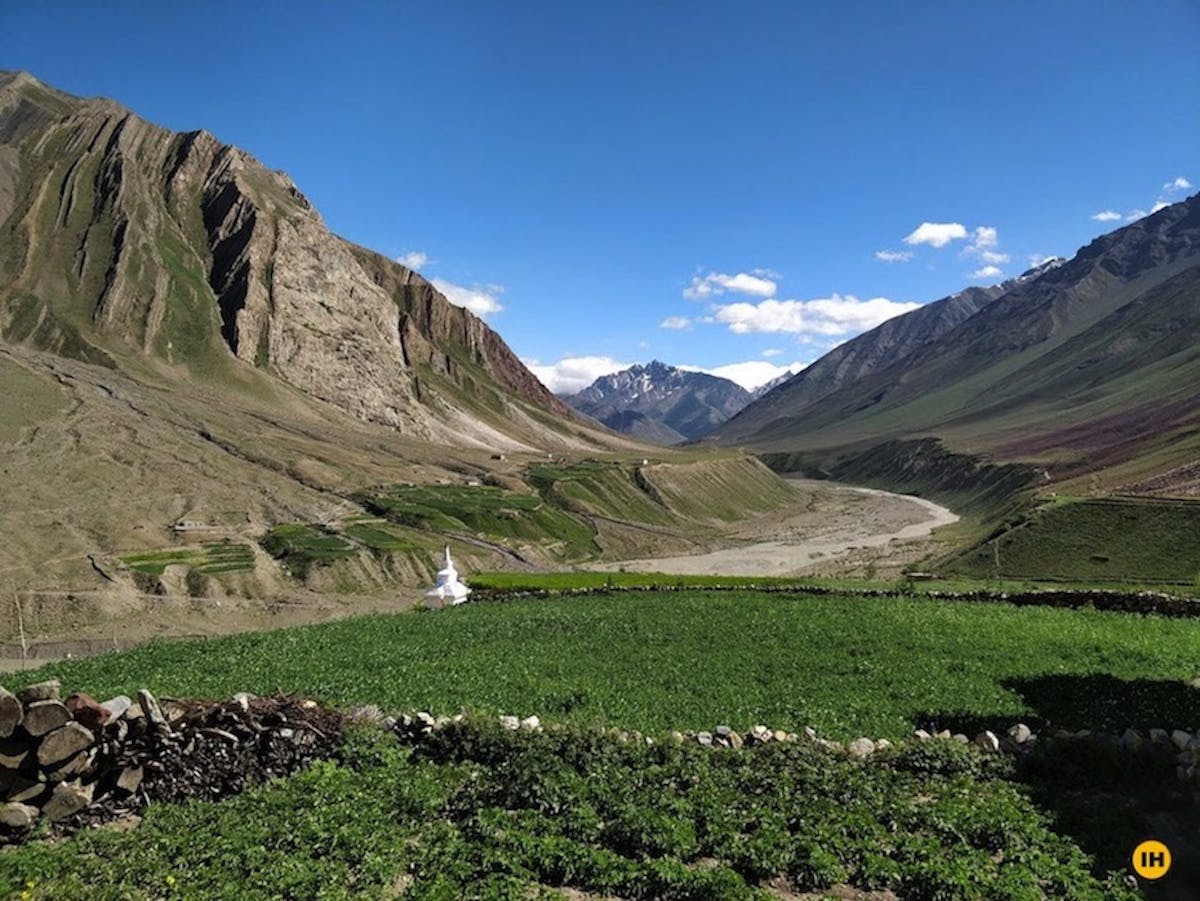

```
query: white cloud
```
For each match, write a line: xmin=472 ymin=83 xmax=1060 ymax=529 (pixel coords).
xmin=396 ymin=250 xmax=430 ymax=269
xmin=874 ymin=250 xmax=914 ymax=263
xmin=430 ymin=279 xmax=504 ymax=318
xmin=712 ymin=294 xmax=921 ymax=337
xmin=679 ymin=360 xmax=808 ymax=391
xmin=1028 ymin=254 xmax=1057 ymax=267
xmin=1098 ymin=177 xmax=1190 ymax=226
xmin=659 ymin=316 xmax=693 ymax=330
xmin=523 ymin=355 xmax=631 ymax=395
xmin=1127 ymin=200 xmax=1171 ymax=221
xmin=972 ymin=226 xmax=998 ymax=248
xmin=903 ymin=222 xmax=968 ymax=248
xmin=971 ymin=265 xmax=1003 ymax=280
xmin=761 ymin=348 xmax=783 ymax=357
xmin=684 ymin=271 xmax=777 ymax=299
xmin=962 ymin=226 xmax=1007 ymax=261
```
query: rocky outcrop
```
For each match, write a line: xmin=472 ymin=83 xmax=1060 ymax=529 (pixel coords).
xmin=0 ymin=70 xmax=587 ymax=448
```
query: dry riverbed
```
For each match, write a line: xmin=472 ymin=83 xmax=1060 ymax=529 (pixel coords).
xmin=589 ymin=478 xmax=959 ymax=577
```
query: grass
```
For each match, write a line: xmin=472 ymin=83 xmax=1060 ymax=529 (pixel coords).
xmin=342 ymin=520 xmax=420 ymax=553
xmin=18 ymin=590 xmax=1200 ymax=740
xmin=120 ymin=542 xmax=256 ymax=577
xmin=471 ymin=571 xmax=820 ymax=591
xmin=360 ymin=484 xmax=598 ymax=560
xmin=0 ymin=725 xmax=1141 ymax=900
xmin=525 ymin=460 xmax=676 ymax=527
xmin=470 ymin=570 xmax=1200 ymax=597
xmin=946 ymin=497 xmax=1200 ymax=583
xmin=7 ymin=589 xmax=1198 ymax=898
xmin=260 ymin=524 xmax=357 ymax=579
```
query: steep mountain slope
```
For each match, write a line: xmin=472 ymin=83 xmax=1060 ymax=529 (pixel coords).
xmin=713 ymin=198 xmax=1200 ymax=496
xmin=717 ymin=281 xmax=1012 ymax=442
xmin=0 ymin=70 xmax=637 ymax=607
xmin=0 ymin=70 xmax=579 ymax=450
xmin=564 ymin=361 xmax=752 ymax=443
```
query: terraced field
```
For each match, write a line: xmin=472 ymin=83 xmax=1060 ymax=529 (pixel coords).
xmin=359 ymin=484 xmax=599 ymax=560
xmin=119 ymin=542 xmax=256 ymax=576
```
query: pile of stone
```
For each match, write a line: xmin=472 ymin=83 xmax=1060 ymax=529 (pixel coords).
xmin=383 ymin=709 xmax=1200 ymax=787
xmin=1 ymin=680 xmax=342 ymax=842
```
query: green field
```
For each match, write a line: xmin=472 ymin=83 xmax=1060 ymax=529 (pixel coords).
xmin=525 ymin=460 xmax=677 ymax=526
xmin=19 ymin=591 xmax=1200 ymax=739
xmin=342 ymin=519 xmax=421 ymax=553
xmin=946 ymin=497 xmax=1200 ymax=583
xmin=120 ymin=542 xmax=256 ymax=577
xmin=260 ymin=524 xmax=357 ymax=578
xmin=0 ymin=724 xmax=1144 ymax=900
xmin=469 ymin=569 xmax=1200 ymax=595
xmin=360 ymin=484 xmax=599 ymax=559
xmin=8 ymin=588 xmax=1198 ymax=898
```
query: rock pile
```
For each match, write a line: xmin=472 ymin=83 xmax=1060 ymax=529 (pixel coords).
xmin=1 ymin=680 xmax=342 ymax=842
xmin=384 ymin=709 xmax=1200 ymax=786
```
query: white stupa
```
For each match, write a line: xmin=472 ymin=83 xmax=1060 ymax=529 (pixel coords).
xmin=424 ymin=546 xmax=471 ymax=608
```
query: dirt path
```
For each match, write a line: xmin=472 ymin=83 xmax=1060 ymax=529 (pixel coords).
xmin=588 ymin=479 xmax=959 ymax=577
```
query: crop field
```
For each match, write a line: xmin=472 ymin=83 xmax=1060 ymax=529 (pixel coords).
xmin=341 ymin=519 xmax=421 ymax=553
xmin=0 ymin=723 xmax=1147 ymax=899
xmin=946 ymin=497 xmax=1200 ymax=583
xmin=259 ymin=524 xmax=357 ymax=578
xmin=7 ymin=588 xmax=1200 ymax=898
xmin=20 ymin=590 xmax=1200 ymax=740
xmin=119 ymin=542 xmax=256 ymax=576
xmin=361 ymin=484 xmax=598 ymax=559
xmin=468 ymin=570 xmax=1200 ymax=595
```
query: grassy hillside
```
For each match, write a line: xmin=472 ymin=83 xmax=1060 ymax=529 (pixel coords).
xmin=945 ymin=497 xmax=1200 ymax=583
xmin=713 ymin=201 xmax=1200 ymax=509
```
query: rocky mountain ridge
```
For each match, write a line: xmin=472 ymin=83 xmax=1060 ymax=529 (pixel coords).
xmin=0 ymin=70 xmax=580 ymax=451
xmin=564 ymin=361 xmax=753 ymax=443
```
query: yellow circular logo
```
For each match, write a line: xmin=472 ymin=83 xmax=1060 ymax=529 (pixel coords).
xmin=1132 ymin=840 xmax=1171 ymax=880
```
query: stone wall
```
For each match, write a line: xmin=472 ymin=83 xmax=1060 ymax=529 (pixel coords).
xmin=1 ymin=680 xmax=340 ymax=841
xmin=478 ymin=583 xmax=1200 ymax=618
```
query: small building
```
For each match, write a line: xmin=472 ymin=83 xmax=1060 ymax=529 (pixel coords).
xmin=424 ymin=546 xmax=472 ymax=608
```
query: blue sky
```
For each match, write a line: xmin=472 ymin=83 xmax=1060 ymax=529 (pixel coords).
xmin=6 ymin=1 xmax=1198 ymax=391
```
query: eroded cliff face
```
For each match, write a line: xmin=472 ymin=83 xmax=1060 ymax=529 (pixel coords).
xmin=0 ymin=70 xmax=579 ymax=446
